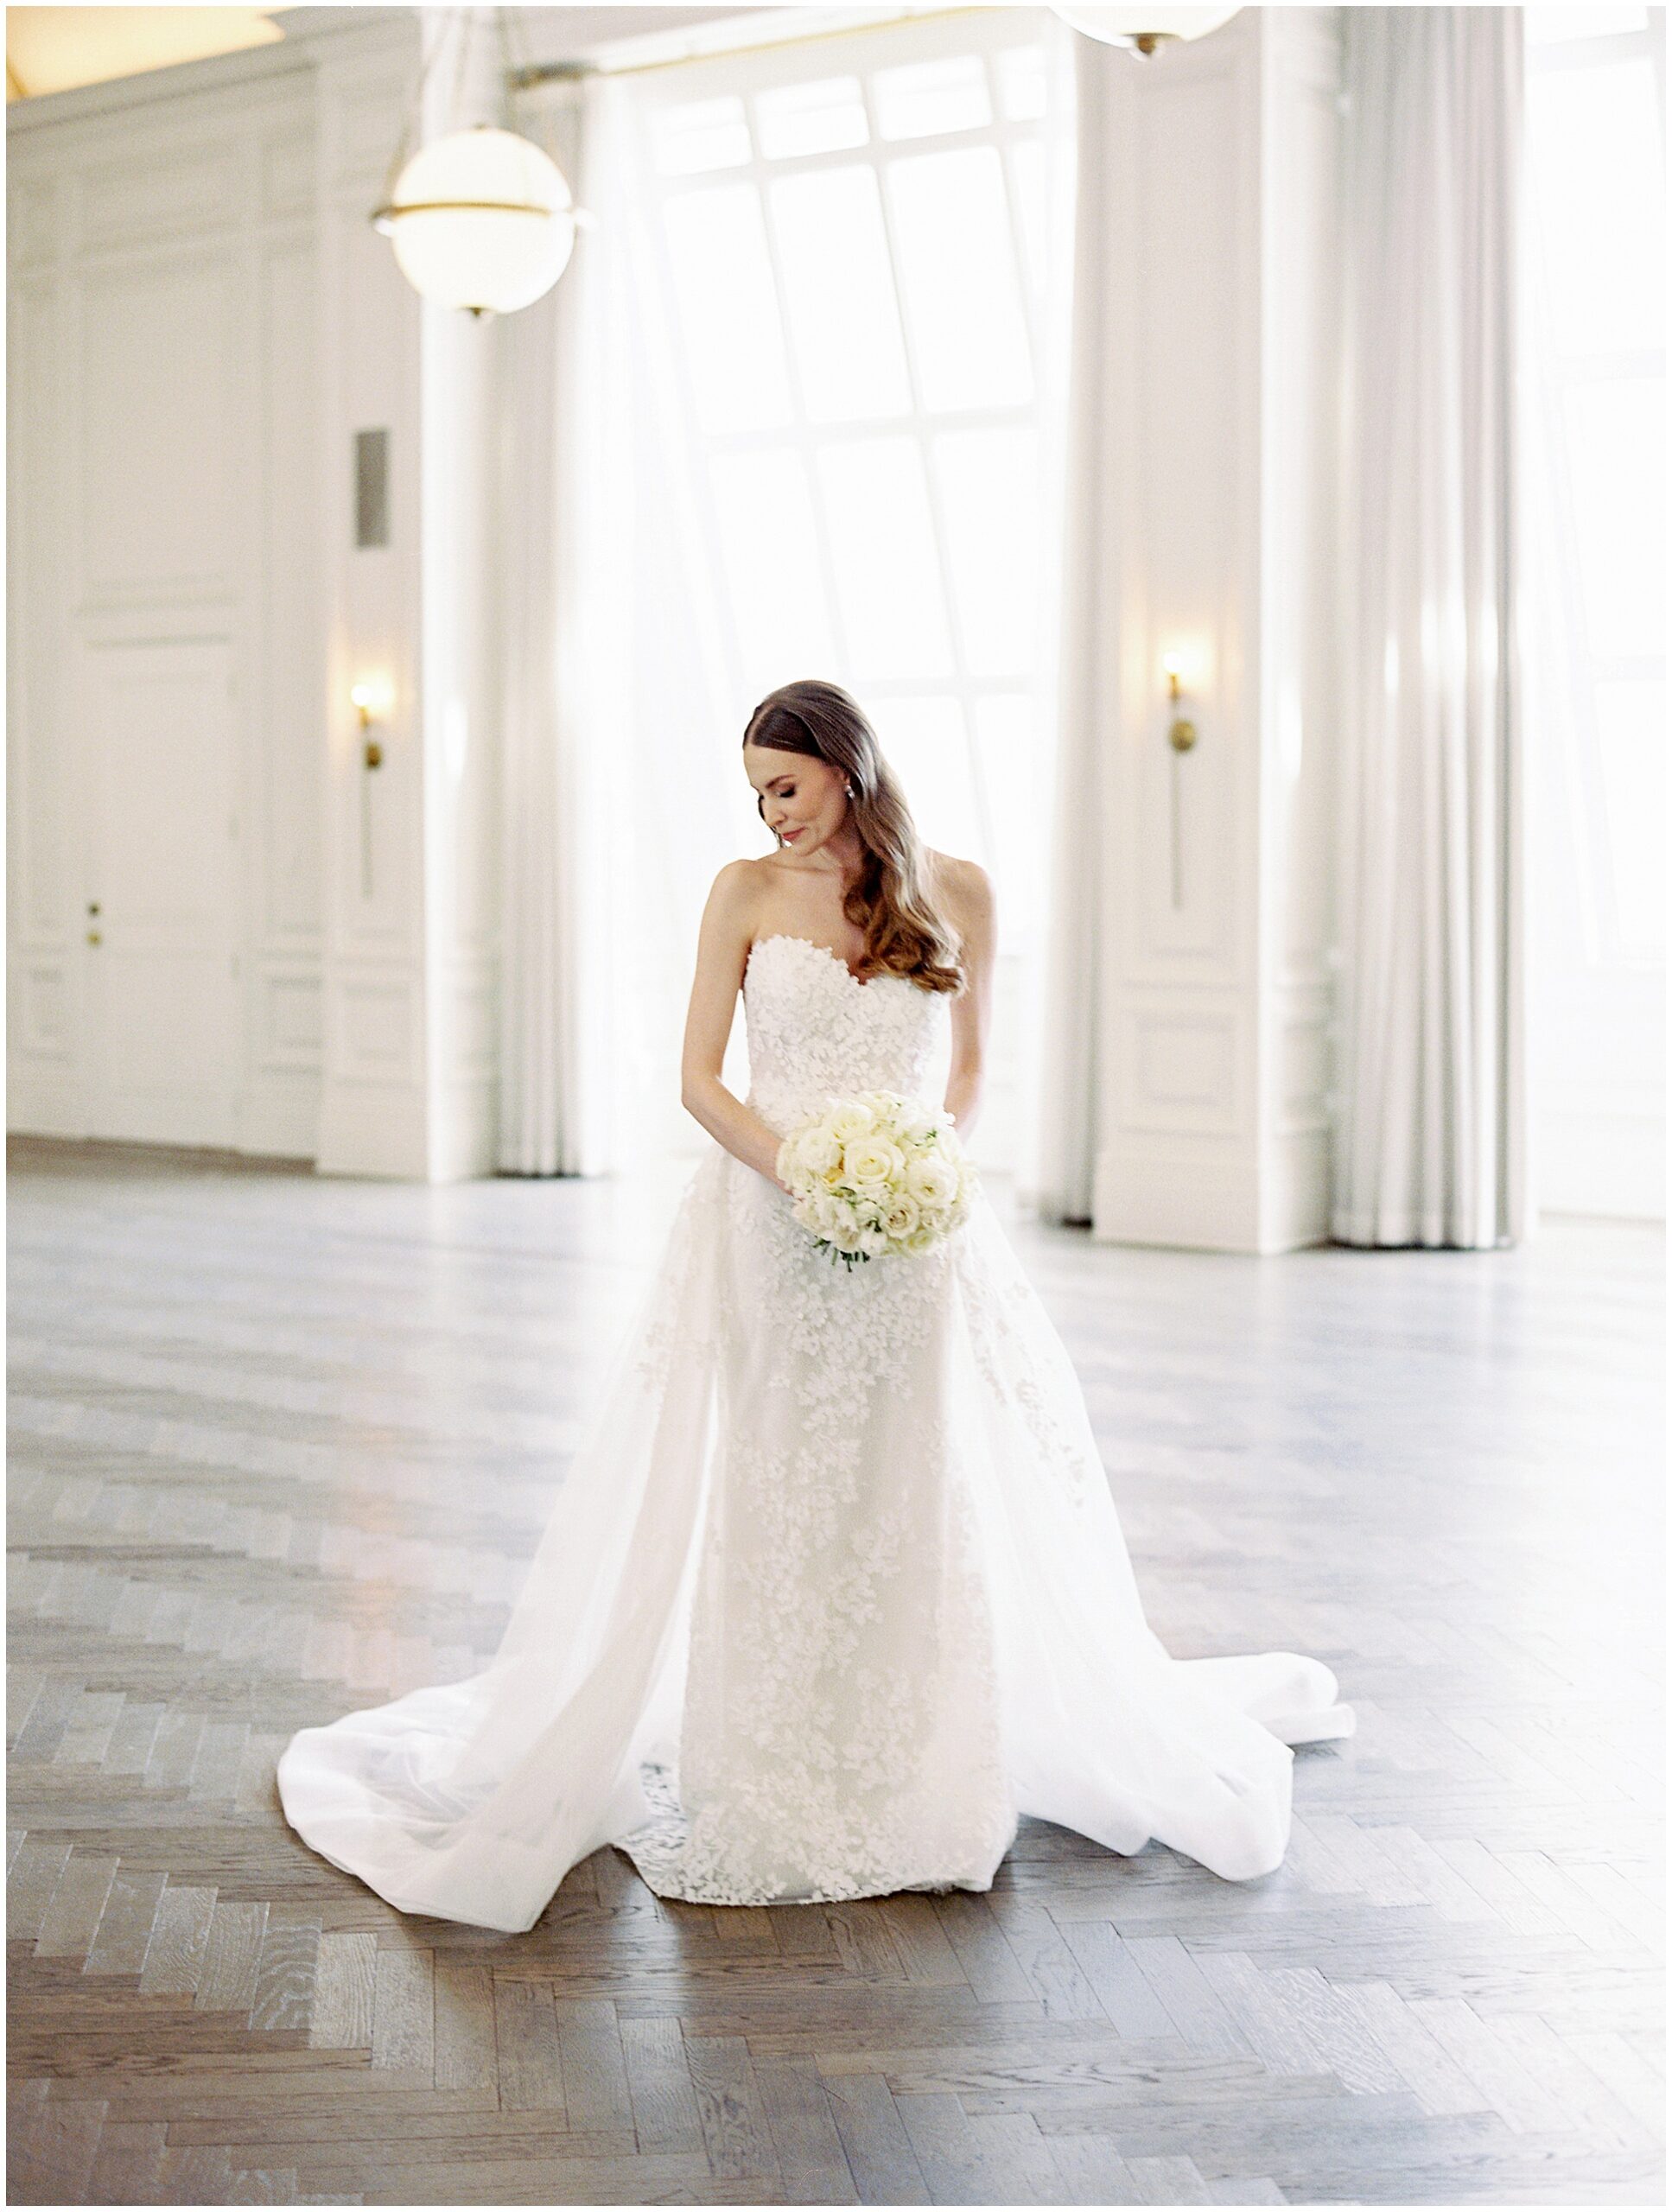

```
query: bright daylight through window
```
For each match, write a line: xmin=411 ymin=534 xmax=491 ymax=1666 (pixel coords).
xmin=628 ymin=17 xmax=1074 ymax=970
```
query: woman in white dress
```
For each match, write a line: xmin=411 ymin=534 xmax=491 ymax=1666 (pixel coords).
xmin=277 ymin=678 xmax=1353 ymax=1935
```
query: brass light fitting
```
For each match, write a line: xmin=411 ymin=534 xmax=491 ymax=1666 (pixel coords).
xmin=352 ymin=682 xmax=385 ymax=770
xmin=1167 ymin=663 xmax=1198 ymax=753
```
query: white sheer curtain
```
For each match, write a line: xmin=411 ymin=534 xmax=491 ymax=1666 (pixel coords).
xmin=1025 ymin=16 xmax=1110 ymax=1229
xmin=495 ymin=67 xmax=750 ymax=1179
xmin=1331 ymin=7 xmax=1530 ymax=1249
xmin=1519 ymin=6 xmax=1665 ymax=1221
xmin=494 ymin=74 xmax=632 ymax=1176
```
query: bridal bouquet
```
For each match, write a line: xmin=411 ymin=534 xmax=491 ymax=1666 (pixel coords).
xmin=775 ymin=1090 xmax=976 ymax=1268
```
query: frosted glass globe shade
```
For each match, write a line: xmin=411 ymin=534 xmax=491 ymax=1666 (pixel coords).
xmin=1050 ymin=5 xmax=1241 ymax=48
xmin=378 ymin=125 xmax=577 ymax=316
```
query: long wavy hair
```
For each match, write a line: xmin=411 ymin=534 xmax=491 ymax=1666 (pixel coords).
xmin=745 ymin=679 xmax=964 ymax=995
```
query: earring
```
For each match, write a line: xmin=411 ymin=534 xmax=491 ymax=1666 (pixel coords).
xmin=844 ymin=781 xmax=855 ymax=798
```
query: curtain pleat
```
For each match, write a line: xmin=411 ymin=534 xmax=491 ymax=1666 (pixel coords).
xmin=1332 ymin=8 xmax=1529 ymax=1249
xmin=495 ymin=77 xmax=627 ymax=1177
xmin=1029 ymin=23 xmax=1116 ymax=1229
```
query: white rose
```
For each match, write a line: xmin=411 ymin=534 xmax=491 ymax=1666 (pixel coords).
xmin=843 ymin=1135 xmax=904 ymax=1191
xmin=798 ymin=1124 xmax=842 ymax=1175
xmin=881 ymin=1193 xmax=921 ymax=1240
xmin=906 ymin=1154 xmax=958 ymax=1207
xmin=829 ymin=1099 xmax=876 ymax=1142
xmin=857 ymin=1225 xmax=889 ymax=1259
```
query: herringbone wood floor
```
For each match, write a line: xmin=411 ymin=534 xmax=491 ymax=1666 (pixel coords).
xmin=7 ymin=1135 xmax=1663 ymax=2206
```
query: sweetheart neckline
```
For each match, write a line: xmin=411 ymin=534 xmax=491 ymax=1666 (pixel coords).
xmin=747 ymin=932 xmax=913 ymax=991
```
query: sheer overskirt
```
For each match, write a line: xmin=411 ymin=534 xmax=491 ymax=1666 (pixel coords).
xmin=277 ymin=1148 xmax=1351 ymax=1934
xmin=277 ymin=932 xmax=1352 ymax=1933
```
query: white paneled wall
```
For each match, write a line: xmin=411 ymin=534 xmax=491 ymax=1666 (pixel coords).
xmin=9 ymin=61 xmax=328 ymax=1154
xmin=1077 ymin=7 xmax=1346 ymax=1252
xmin=6 ymin=10 xmax=513 ymax=1179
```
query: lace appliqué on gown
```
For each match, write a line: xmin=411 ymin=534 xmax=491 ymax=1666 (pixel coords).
xmin=619 ymin=936 xmax=1014 ymax=1904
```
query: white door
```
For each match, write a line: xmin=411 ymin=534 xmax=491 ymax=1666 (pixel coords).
xmin=78 ymin=637 xmax=240 ymax=1146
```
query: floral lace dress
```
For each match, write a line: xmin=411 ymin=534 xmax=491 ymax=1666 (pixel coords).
xmin=276 ymin=931 xmax=1353 ymax=1934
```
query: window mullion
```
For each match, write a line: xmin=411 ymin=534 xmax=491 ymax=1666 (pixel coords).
xmin=633 ymin=111 xmax=755 ymax=731
xmin=744 ymin=136 xmax=857 ymax=682
xmin=856 ymin=69 xmax=989 ymax=868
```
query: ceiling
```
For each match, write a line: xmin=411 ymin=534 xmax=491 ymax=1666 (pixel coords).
xmin=4 ymin=4 xmax=796 ymax=105
xmin=6 ymin=8 xmax=287 ymax=101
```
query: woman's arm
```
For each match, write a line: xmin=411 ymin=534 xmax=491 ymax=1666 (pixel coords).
xmin=680 ymin=860 xmax=793 ymax=1192
xmin=943 ymin=858 xmax=995 ymax=1141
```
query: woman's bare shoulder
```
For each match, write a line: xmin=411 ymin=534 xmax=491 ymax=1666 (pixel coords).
xmin=924 ymin=848 xmax=990 ymax=915
xmin=707 ymin=855 xmax=771 ymax=903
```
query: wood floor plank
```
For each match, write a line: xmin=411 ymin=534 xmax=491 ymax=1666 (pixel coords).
xmin=1406 ymin=1995 xmax=1570 ymax=2134
xmin=1120 ymin=1935 xmax=1257 ymax=2059
xmin=198 ymin=1902 xmax=273 ymax=2014
xmin=686 ymin=2033 xmax=779 ymax=2182
xmin=1056 ymin=1918 xmax=1179 ymax=2039
xmin=86 ymin=2117 xmax=168 ymax=2203
xmin=33 ymin=1852 xmax=119 ymax=1960
xmin=1128 ymin=2152 xmax=1214 ymax=2202
xmin=896 ymin=2088 xmax=1060 ymax=2204
xmin=82 ymin=1862 xmax=168 ymax=1977
xmin=137 ymin=1881 xmax=219 ymax=1998
xmin=876 ymin=1897 xmax=967 ymax=1989
xmin=1042 ymin=2127 xmax=1141 ymax=2203
xmin=250 ymin=1910 xmax=322 ymax=2034
xmin=551 ymin=1995 xmax=633 ymax=2135
xmin=1328 ymin=1974 xmax=1500 ymax=2117
xmin=753 ymin=2051 xmax=860 ymax=2202
xmin=371 ymin=1944 xmax=435 ymax=2073
xmin=10 ymin=2088 xmax=106 ymax=2206
xmin=432 ymin=1958 xmax=497 ymax=2090
xmin=9 ymin=1836 xmax=73 ymax=1944
xmin=619 ymin=2014 xmax=705 ymax=2154
xmin=11 ymin=1678 xmax=80 ymax=1764
xmin=822 ymin=2070 xmax=932 ymax=2205
xmin=306 ymin=1931 xmax=378 ymax=2050
xmin=154 ymin=2141 xmax=236 ymax=2202
xmin=492 ymin=1977 xmax=563 ymax=2114
xmin=930 ymin=1891 xmax=1034 ymax=2005
xmin=982 ymin=1897 xmax=1106 ymax=2022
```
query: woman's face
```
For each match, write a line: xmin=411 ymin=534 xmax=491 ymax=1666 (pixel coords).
xmin=744 ymin=743 xmax=849 ymax=859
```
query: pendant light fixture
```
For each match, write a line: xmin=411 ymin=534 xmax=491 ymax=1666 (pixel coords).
xmin=371 ymin=6 xmax=592 ymax=318
xmin=1048 ymin=5 xmax=1241 ymax=55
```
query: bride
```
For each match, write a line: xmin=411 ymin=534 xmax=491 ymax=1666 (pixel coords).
xmin=277 ymin=677 xmax=1353 ymax=1935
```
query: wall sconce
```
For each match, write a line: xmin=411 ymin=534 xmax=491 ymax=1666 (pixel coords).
xmin=351 ymin=679 xmax=387 ymax=768
xmin=1162 ymin=652 xmax=1199 ymax=911
xmin=1165 ymin=656 xmax=1198 ymax=755
xmin=350 ymin=677 xmax=393 ymax=898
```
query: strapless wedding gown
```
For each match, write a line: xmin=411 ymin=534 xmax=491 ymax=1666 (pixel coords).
xmin=277 ymin=931 xmax=1353 ymax=1933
